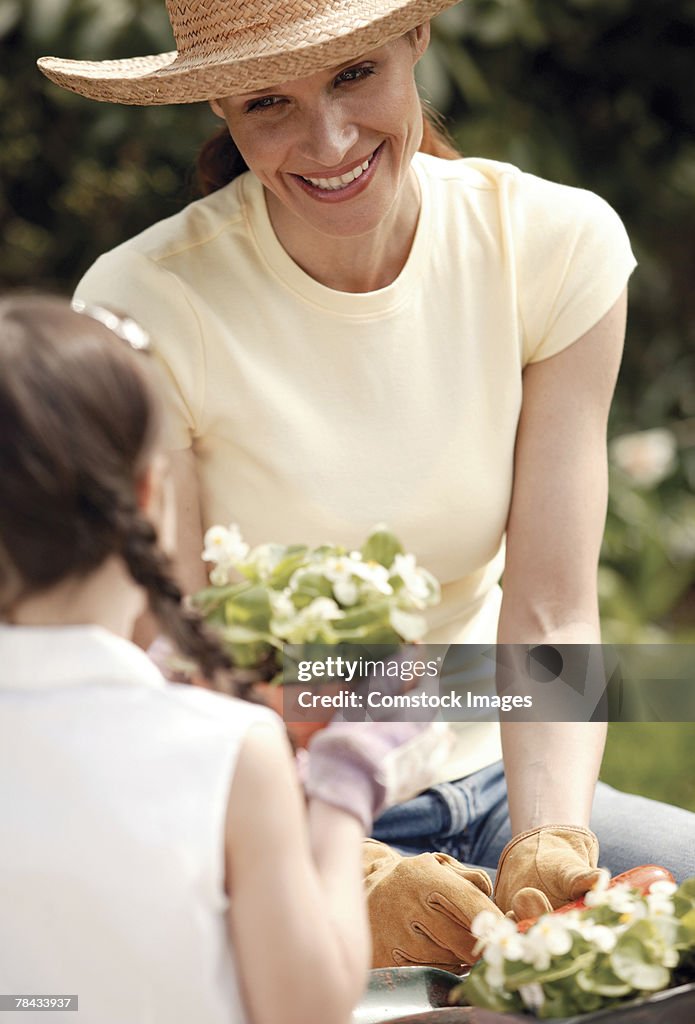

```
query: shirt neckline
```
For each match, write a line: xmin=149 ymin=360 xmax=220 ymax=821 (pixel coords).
xmin=0 ymin=623 xmax=167 ymax=692
xmin=241 ymin=152 xmax=432 ymax=318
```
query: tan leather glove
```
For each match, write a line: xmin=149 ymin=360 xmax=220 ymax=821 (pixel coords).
xmin=494 ymin=825 xmax=606 ymax=920
xmin=363 ymin=839 xmax=502 ymax=970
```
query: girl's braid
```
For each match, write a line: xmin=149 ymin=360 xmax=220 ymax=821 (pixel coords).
xmin=111 ymin=499 xmax=232 ymax=685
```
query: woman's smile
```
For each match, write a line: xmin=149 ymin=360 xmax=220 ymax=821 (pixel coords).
xmin=291 ymin=143 xmax=383 ymax=202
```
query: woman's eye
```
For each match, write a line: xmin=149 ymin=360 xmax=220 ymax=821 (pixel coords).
xmin=335 ymin=65 xmax=375 ymax=85
xmin=246 ymin=95 xmax=284 ymax=113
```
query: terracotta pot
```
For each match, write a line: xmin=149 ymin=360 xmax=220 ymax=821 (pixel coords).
xmin=251 ymin=681 xmax=339 ymax=749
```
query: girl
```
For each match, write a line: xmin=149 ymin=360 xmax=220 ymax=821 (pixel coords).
xmin=0 ymin=295 xmax=487 ymax=1022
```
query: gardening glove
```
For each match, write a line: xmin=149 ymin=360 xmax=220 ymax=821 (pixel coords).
xmin=303 ymin=721 xmax=453 ymax=832
xmin=363 ymin=839 xmax=502 ymax=970
xmin=494 ymin=825 xmax=606 ymax=920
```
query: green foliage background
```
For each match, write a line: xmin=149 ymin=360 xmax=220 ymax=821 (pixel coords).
xmin=1 ymin=1 xmax=693 ymax=808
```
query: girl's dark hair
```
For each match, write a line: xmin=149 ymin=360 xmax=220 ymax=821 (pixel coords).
xmin=0 ymin=295 xmax=230 ymax=684
xmin=197 ymin=100 xmax=461 ymax=196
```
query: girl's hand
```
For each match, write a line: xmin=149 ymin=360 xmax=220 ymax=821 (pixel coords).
xmin=303 ymin=721 xmax=454 ymax=832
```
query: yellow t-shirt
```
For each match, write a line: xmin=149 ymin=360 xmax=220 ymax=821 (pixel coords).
xmin=76 ymin=153 xmax=636 ymax=785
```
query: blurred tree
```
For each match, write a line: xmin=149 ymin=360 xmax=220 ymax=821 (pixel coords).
xmin=0 ymin=0 xmax=217 ymax=289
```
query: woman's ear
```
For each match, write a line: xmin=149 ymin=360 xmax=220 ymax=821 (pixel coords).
xmin=410 ymin=22 xmax=431 ymax=63
xmin=209 ymin=98 xmax=225 ymax=119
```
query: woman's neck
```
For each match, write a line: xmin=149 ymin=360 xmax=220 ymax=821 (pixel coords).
xmin=11 ymin=556 xmax=143 ymax=640
xmin=265 ymin=168 xmax=421 ymax=293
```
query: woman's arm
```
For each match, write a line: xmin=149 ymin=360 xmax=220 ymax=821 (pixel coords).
xmin=498 ymin=290 xmax=627 ymax=834
xmin=225 ymin=722 xmax=370 ymax=1024
xmin=166 ymin=447 xmax=209 ymax=593
xmin=133 ymin=447 xmax=208 ymax=648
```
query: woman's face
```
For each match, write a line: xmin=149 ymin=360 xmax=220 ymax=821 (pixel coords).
xmin=210 ymin=26 xmax=430 ymax=240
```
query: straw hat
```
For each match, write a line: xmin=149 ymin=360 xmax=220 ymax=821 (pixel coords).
xmin=38 ymin=0 xmax=461 ymax=105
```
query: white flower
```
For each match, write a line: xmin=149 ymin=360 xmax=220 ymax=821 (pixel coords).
xmin=272 ymin=597 xmax=343 ymax=643
xmin=646 ymin=886 xmax=676 ymax=918
xmin=390 ymin=553 xmax=440 ymax=608
xmin=474 ymin=915 xmax=524 ymax=963
xmin=472 ymin=909 xmax=507 ymax=943
xmin=332 ymin=578 xmax=359 ymax=606
xmin=662 ymin=948 xmax=680 ymax=969
xmin=585 ymin=880 xmax=638 ymax=914
xmin=522 ymin=915 xmax=574 ymax=970
xmin=209 ymin=564 xmax=232 ymax=587
xmin=578 ymin=923 xmax=618 ymax=953
xmin=202 ymin=524 xmax=249 ymax=571
xmin=648 ymin=880 xmax=678 ymax=897
xmin=316 ymin=553 xmax=394 ymax=598
xmin=346 ymin=555 xmax=393 ymax=595
xmin=484 ymin=962 xmax=505 ymax=989
xmin=519 ymin=982 xmax=546 ymax=1013
xmin=610 ymin=428 xmax=677 ymax=489
xmin=268 ymin=589 xmax=295 ymax=620
xmin=242 ymin=542 xmax=285 ymax=582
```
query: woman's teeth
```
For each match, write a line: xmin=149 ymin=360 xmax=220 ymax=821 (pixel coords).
xmin=303 ymin=156 xmax=372 ymax=191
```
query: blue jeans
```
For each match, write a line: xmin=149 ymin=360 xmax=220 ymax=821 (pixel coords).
xmin=371 ymin=760 xmax=695 ymax=884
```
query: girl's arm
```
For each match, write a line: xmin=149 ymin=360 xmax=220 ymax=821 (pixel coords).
xmin=225 ymin=721 xmax=370 ymax=1024
xmin=497 ymin=290 xmax=627 ymax=833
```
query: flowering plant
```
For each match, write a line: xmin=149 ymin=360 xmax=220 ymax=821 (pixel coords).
xmin=190 ymin=524 xmax=441 ymax=679
xmin=451 ymin=876 xmax=695 ymax=1019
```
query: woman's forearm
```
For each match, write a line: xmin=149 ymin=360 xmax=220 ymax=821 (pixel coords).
xmin=500 ymin=720 xmax=607 ymax=834
xmin=497 ymin=620 xmax=607 ymax=835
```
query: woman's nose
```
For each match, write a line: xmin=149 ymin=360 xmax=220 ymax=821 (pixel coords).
xmin=298 ymin=100 xmax=359 ymax=169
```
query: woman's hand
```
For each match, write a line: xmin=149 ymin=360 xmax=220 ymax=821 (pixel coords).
xmin=363 ymin=839 xmax=501 ymax=969
xmin=493 ymin=825 xmax=606 ymax=920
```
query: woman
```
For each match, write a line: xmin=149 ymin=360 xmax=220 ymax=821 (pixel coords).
xmin=39 ymin=0 xmax=695 ymax=969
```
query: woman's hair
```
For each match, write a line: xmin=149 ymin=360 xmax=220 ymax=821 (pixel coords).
xmin=197 ymin=100 xmax=461 ymax=197
xmin=0 ymin=295 xmax=230 ymax=682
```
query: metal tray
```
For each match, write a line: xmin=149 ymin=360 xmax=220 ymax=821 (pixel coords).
xmin=353 ymin=967 xmax=695 ymax=1024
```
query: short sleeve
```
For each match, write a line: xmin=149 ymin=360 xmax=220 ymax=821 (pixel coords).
xmin=75 ymin=248 xmax=205 ymax=450
xmin=512 ymin=172 xmax=637 ymax=365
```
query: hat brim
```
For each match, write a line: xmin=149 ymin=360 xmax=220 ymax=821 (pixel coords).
xmin=38 ymin=0 xmax=460 ymax=105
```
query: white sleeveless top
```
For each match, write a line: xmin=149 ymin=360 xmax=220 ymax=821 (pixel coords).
xmin=0 ymin=624 xmax=280 ymax=1024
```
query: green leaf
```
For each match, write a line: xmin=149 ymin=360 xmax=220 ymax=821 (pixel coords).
xmin=289 ymin=572 xmax=334 ymax=608
xmin=611 ymin=930 xmax=672 ymax=991
xmin=267 ymin=545 xmax=309 ymax=588
xmin=536 ymin=980 xmax=582 ymax=1020
xmin=678 ymin=908 xmax=695 ymax=941
xmin=452 ymin=968 xmax=522 ymax=1013
xmin=190 ymin=580 xmax=251 ymax=613
xmin=576 ymin=965 xmax=632 ymax=997
xmin=505 ymin=951 xmax=593 ymax=989
xmin=675 ymin=878 xmax=695 ymax=918
xmin=224 ymin=585 xmax=273 ymax=631
xmin=332 ymin=599 xmax=390 ymax=630
xmin=360 ymin=526 xmax=404 ymax=569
